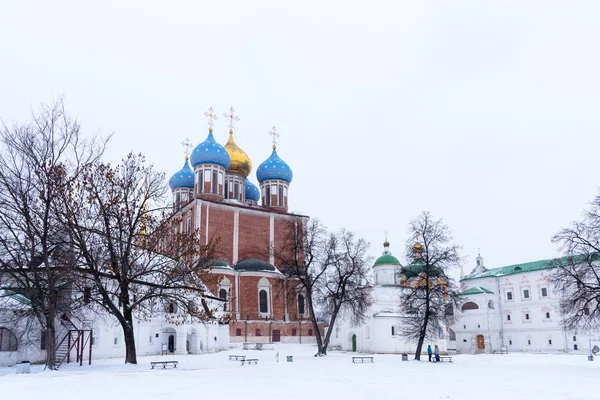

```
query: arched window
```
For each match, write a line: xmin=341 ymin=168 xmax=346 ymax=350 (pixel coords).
xmin=0 ymin=328 xmax=18 ymax=351
xmin=219 ymin=288 xmax=228 ymax=312
xmin=298 ymin=294 xmax=305 ymax=315
xmin=461 ymin=302 xmax=479 ymax=311
xmin=449 ymin=328 xmax=456 ymax=341
xmin=259 ymin=290 xmax=268 ymax=313
xmin=292 ymin=328 xmax=297 ymax=336
xmin=488 ymin=300 xmax=494 ymax=309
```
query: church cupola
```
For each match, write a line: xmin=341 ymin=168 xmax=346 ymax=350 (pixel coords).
xmin=256 ymin=127 xmax=293 ymax=212
xmin=244 ymin=178 xmax=260 ymax=205
xmin=472 ymin=248 xmax=486 ymax=275
xmin=189 ymin=107 xmax=230 ymax=201
xmin=168 ymin=152 xmax=194 ymax=209
xmin=373 ymin=235 xmax=401 ymax=285
xmin=412 ymin=233 xmax=424 ymax=260
xmin=222 ymin=107 xmax=252 ymax=202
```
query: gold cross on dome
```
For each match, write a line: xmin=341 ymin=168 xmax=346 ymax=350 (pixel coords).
xmin=269 ymin=126 xmax=280 ymax=148
xmin=181 ymin=138 xmax=192 ymax=159
xmin=223 ymin=107 xmax=240 ymax=132
xmin=204 ymin=107 xmax=218 ymax=130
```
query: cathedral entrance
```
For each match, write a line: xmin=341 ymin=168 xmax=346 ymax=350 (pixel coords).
xmin=476 ymin=335 xmax=485 ymax=350
xmin=352 ymin=334 xmax=357 ymax=352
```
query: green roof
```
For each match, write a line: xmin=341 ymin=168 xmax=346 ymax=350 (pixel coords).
xmin=458 ymin=286 xmax=494 ymax=296
xmin=461 ymin=254 xmax=597 ymax=281
xmin=9 ymin=293 xmax=32 ymax=306
xmin=373 ymin=253 xmax=401 ymax=267
xmin=400 ymin=260 xmax=444 ymax=279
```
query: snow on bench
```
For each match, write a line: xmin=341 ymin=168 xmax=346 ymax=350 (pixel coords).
xmin=229 ymin=355 xmax=246 ymax=361
xmin=241 ymin=358 xmax=258 ymax=365
xmin=150 ymin=361 xmax=178 ymax=369
xmin=352 ymin=356 xmax=374 ymax=363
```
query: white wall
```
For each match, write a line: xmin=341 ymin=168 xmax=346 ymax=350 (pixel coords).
xmin=454 ymin=269 xmax=600 ymax=354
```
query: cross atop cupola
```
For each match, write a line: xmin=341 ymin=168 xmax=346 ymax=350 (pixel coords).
xmin=269 ymin=126 xmax=280 ymax=149
xmin=204 ymin=107 xmax=218 ymax=130
xmin=181 ymin=138 xmax=192 ymax=160
xmin=223 ymin=107 xmax=240 ymax=133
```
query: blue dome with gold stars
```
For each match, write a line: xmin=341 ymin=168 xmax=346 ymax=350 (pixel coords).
xmin=256 ymin=147 xmax=293 ymax=183
xmin=245 ymin=179 xmax=260 ymax=201
xmin=169 ymin=158 xmax=194 ymax=189
xmin=190 ymin=129 xmax=231 ymax=169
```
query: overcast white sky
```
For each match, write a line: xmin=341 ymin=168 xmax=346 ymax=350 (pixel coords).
xmin=1 ymin=1 xmax=599 ymax=271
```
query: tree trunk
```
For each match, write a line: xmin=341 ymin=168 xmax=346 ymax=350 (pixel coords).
xmin=123 ymin=309 xmax=137 ymax=364
xmin=45 ymin=316 xmax=57 ymax=370
xmin=320 ymin=305 xmax=341 ymax=355
xmin=414 ymin=326 xmax=426 ymax=361
xmin=306 ymin=291 xmax=324 ymax=355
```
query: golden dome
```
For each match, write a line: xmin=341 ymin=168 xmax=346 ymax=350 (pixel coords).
xmin=224 ymin=130 xmax=252 ymax=177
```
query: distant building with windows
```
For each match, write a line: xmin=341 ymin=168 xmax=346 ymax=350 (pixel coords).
xmin=452 ymin=252 xmax=599 ymax=354
xmin=329 ymin=238 xmax=600 ymax=355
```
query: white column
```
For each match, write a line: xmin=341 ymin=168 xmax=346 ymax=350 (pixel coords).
xmin=205 ymin=203 xmax=210 ymax=245
xmin=175 ymin=331 xmax=187 ymax=355
xmin=269 ymin=214 xmax=275 ymax=265
xmin=195 ymin=199 xmax=202 ymax=233
xmin=235 ymin=272 xmax=241 ymax=320
xmin=233 ymin=210 xmax=239 ymax=264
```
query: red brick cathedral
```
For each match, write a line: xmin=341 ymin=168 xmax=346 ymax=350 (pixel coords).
xmin=167 ymin=108 xmax=316 ymax=343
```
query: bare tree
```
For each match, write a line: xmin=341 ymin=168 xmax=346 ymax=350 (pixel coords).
xmin=61 ymin=153 xmax=219 ymax=364
xmin=274 ymin=217 xmax=329 ymax=354
xmin=551 ymin=190 xmax=600 ymax=332
xmin=316 ymin=229 xmax=373 ymax=355
xmin=0 ymin=100 xmax=106 ymax=369
xmin=276 ymin=220 xmax=372 ymax=356
xmin=398 ymin=211 xmax=462 ymax=360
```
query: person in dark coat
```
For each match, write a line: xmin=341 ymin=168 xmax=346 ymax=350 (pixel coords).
xmin=427 ymin=344 xmax=432 ymax=362
xmin=434 ymin=344 xmax=440 ymax=362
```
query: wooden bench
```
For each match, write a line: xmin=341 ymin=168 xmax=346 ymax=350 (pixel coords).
xmin=435 ymin=356 xmax=453 ymax=363
xmin=352 ymin=356 xmax=374 ymax=363
xmin=229 ymin=355 xmax=246 ymax=361
xmin=150 ymin=361 xmax=178 ymax=369
xmin=241 ymin=358 xmax=258 ymax=365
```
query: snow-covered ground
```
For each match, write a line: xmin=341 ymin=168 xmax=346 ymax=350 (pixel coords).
xmin=1 ymin=344 xmax=598 ymax=400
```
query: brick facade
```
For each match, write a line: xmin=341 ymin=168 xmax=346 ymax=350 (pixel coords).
xmin=170 ymin=197 xmax=324 ymax=342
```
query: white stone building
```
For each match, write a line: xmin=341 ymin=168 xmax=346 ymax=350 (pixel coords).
xmin=452 ymin=253 xmax=600 ymax=354
xmin=329 ymin=241 xmax=449 ymax=354
xmin=0 ymin=281 xmax=230 ymax=367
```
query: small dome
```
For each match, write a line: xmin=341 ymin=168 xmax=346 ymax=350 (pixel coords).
xmin=374 ymin=254 xmax=401 ymax=267
xmin=169 ymin=158 xmax=194 ymax=189
xmin=245 ymin=179 xmax=260 ymax=202
xmin=190 ymin=129 xmax=231 ymax=169
xmin=373 ymin=240 xmax=401 ymax=267
xmin=233 ymin=258 xmax=277 ymax=272
xmin=256 ymin=147 xmax=293 ymax=183
xmin=224 ymin=130 xmax=252 ymax=177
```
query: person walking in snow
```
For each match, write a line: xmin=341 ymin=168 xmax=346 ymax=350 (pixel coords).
xmin=427 ymin=344 xmax=432 ymax=362
xmin=434 ymin=344 xmax=440 ymax=362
